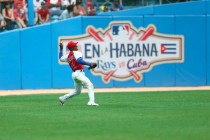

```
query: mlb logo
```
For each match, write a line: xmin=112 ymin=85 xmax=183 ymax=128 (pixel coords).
xmin=112 ymin=24 xmax=129 ymax=35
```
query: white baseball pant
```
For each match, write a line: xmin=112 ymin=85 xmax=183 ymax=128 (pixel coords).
xmin=62 ymin=70 xmax=95 ymax=102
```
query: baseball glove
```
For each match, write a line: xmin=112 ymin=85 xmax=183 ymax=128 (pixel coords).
xmin=88 ymin=63 xmax=97 ymax=69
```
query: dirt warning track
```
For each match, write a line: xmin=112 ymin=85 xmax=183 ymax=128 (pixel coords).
xmin=0 ymin=86 xmax=210 ymax=96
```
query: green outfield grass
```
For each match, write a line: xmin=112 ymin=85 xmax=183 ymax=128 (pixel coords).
xmin=0 ymin=90 xmax=210 ymax=140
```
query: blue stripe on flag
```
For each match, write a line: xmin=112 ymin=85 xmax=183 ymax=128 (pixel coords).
xmin=166 ymin=48 xmax=176 ymax=50
xmin=163 ymin=52 xmax=176 ymax=54
xmin=162 ymin=44 xmax=176 ymax=46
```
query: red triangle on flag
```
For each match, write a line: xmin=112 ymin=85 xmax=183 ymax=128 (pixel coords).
xmin=161 ymin=44 xmax=167 ymax=53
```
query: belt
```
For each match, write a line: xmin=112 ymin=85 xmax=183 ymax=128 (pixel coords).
xmin=73 ymin=69 xmax=84 ymax=72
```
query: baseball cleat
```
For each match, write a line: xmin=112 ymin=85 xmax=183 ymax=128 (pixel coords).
xmin=59 ymin=96 xmax=65 ymax=105
xmin=87 ymin=101 xmax=99 ymax=106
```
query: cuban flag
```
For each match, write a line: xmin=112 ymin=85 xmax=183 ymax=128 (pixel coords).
xmin=112 ymin=24 xmax=129 ymax=35
xmin=161 ymin=44 xmax=177 ymax=54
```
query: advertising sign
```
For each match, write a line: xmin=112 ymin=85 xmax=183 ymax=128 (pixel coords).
xmin=59 ymin=21 xmax=184 ymax=83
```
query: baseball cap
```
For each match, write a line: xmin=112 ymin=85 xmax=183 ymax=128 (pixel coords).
xmin=67 ymin=41 xmax=78 ymax=49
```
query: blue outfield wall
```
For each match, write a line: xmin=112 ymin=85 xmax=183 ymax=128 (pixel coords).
xmin=20 ymin=24 xmax=52 ymax=89
xmin=207 ymin=0 xmax=210 ymax=14
xmin=0 ymin=30 xmax=21 ymax=89
xmin=0 ymin=1 xmax=210 ymax=89
xmin=207 ymin=16 xmax=210 ymax=85
xmin=175 ymin=16 xmax=207 ymax=86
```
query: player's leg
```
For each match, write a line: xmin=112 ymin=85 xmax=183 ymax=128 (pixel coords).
xmin=59 ymin=78 xmax=82 ymax=105
xmin=76 ymin=72 xmax=99 ymax=106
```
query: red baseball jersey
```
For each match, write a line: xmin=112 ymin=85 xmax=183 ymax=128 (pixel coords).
xmin=60 ymin=51 xmax=84 ymax=71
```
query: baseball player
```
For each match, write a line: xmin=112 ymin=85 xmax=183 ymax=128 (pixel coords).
xmin=58 ymin=41 xmax=99 ymax=106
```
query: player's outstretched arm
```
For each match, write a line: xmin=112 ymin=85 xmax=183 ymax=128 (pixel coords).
xmin=77 ymin=58 xmax=97 ymax=69
xmin=76 ymin=57 xmax=92 ymax=66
